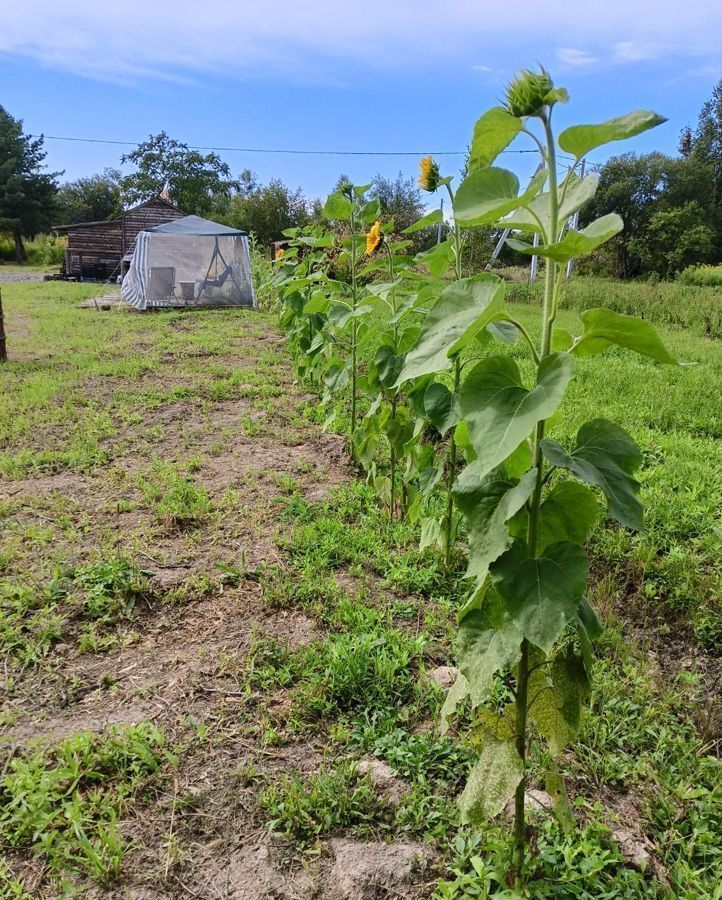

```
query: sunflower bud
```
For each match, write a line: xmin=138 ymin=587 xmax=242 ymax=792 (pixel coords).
xmin=504 ymin=67 xmax=556 ymax=119
xmin=418 ymin=156 xmax=441 ymax=193
xmin=274 ymin=247 xmax=285 ymax=261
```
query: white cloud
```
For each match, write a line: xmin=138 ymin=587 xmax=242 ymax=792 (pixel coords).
xmin=611 ymin=41 xmax=661 ymax=63
xmin=0 ymin=0 xmax=719 ymax=84
xmin=556 ymin=48 xmax=598 ymax=68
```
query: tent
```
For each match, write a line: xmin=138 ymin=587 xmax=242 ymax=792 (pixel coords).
xmin=121 ymin=215 xmax=256 ymax=310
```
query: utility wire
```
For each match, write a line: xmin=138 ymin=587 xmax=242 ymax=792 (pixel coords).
xmin=29 ymin=133 xmax=579 ymax=164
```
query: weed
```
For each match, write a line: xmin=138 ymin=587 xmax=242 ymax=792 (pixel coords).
xmin=0 ymin=724 xmax=173 ymax=886
xmin=137 ymin=461 xmax=211 ymax=528
xmin=260 ymin=761 xmax=382 ymax=848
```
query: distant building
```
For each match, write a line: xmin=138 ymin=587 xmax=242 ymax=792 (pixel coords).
xmin=54 ymin=196 xmax=184 ymax=280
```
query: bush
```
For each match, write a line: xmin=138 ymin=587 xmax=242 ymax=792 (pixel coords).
xmin=679 ymin=264 xmax=722 ymax=287
xmin=0 ymin=233 xmax=66 ymax=265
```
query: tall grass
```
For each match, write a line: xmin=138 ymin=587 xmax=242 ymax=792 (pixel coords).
xmin=506 ymin=275 xmax=722 ymax=337
xmin=678 ymin=264 xmax=722 ymax=288
xmin=0 ymin=233 xmax=66 ymax=266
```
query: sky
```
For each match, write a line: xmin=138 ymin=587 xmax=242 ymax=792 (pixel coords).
xmin=2 ymin=0 xmax=720 ymax=204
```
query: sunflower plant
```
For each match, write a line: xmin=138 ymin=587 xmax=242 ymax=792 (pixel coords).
xmin=404 ymin=68 xmax=672 ymax=883
xmin=353 ymin=219 xmax=422 ymax=517
xmin=318 ymin=183 xmax=381 ymax=447
xmin=273 ymin=225 xmax=336 ymax=384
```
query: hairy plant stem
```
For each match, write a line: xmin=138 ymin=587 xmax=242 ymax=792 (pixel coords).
xmin=443 ymin=184 xmax=464 ymax=566
xmin=513 ymin=110 xmax=560 ymax=885
xmin=387 ymin=243 xmax=398 ymax=518
xmin=349 ymin=205 xmax=359 ymax=448
xmin=444 ymin=357 xmax=461 ymax=567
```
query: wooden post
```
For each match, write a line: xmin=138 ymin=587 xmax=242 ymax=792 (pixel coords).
xmin=0 ymin=287 xmax=7 ymax=362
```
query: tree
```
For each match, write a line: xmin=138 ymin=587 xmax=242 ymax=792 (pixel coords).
xmin=681 ymin=80 xmax=722 ymax=193
xmin=54 ymin=169 xmax=122 ymax=225
xmin=0 ymin=106 xmax=59 ymax=262
xmin=120 ymin=132 xmax=237 ymax=216
xmin=369 ymin=171 xmax=425 ymax=233
xmin=584 ymin=152 xmax=718 ymax=277
xmin=680 ymin=79 xmax=722 ymax=241
xmin=218 ymin=175 xmax=309 ymax=245
xmin=632 ymin=201 xmax=716 ymax=276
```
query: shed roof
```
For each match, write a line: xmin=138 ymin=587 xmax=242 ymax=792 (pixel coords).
xmin=144 ymin=215 xmax=247 ymax=236
xmin=53 ymin=196 xmax=184 ymax=231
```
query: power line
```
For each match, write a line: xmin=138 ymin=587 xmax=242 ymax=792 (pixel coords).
xmin=28 ymin=133 xmax=579 ymax=163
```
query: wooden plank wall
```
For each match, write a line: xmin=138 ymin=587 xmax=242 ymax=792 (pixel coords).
xmin=64 ymin=200 xmax=185 ymax=279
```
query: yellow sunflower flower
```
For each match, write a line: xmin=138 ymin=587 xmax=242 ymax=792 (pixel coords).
xmin=366 ymin=220 xmax=382 ymax=255
xmin=418 ymin=155 xmax=440 ymax=192
xmin=274 ymin=247 xmax=285 ymax=261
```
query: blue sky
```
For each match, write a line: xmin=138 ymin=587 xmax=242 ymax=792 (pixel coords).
xmin=2 ymin=1 xmax=720 ymax=204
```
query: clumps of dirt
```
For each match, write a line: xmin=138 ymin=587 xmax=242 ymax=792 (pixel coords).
xmin=323 ymin=839 xmax=436 ymax=899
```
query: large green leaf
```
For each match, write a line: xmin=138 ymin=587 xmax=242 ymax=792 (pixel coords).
xmin=501 ymin=173 xmax=599 ymax=238
xmin=460 ymin=353 xmax=575 ymax=480
xmin=415 ymin=239 xmax=454 ymax=277
xmin=456 ymin=590 xmax=523 ymax=706
xmin=453 ymin=465 xmax=537 ymax=585
xmin=559 ymin=110 xmax=667 ymax=159
xmin=469 ymin=107 xmax=523 ymax=171
xmin=424 ymin=382 xmax=461 ymax=435
xmin=490 ymin=540 xmax=589 ymax=654
xmin=537 ymin=480 xmax=599 ymax=551
xmin=528 ymin=648 xmax=590 ymax=757
xmin=374 ymin=345 xmax=404 ymax=389
xmin=395 ymin=275 xmax=506 ymax=385
xmin=455 ymin=166 xmax=546 ymax=227
xmin=571 ymin=308 xmax=676 ymax=363
xmin=459 ymin=737 xmax=523 ymax=824
xmin=323 ymin=191 xmax=353 ymax=220
xmin=541 ymin=418 xmax=643 ymax=530
xmin=403 ymin=208 xmax=443 ymax=234
xmin=509 ymin=214 xmax=623 ymax=263
xmin=328 ymin=302 xmax=374 ymax=329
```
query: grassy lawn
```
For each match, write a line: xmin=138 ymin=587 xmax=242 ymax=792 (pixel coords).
xmin=0 ymin=277 xmax=720 ymax=897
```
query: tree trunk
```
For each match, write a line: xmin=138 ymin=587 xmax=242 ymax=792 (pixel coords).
xmin=0 ymin=288 xmax=7 ymax=362
xmin=13 ymin=227 xmax=26 ymax=264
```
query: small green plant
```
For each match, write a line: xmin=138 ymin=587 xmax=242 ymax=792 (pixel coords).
xmin=0 ymin=723 xmax=172 ymax=886
xmin=260 ymin=761 xmax=382 ymax=848
xmin=75 ymin=556 xmax=148 ymax=623
xmin=137 ymin=460 xmax=210 ymax=528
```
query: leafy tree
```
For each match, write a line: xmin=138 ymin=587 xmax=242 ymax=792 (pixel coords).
xmin=585 ymin=152 xmax=717 ymax=277
xmin=54 ymin=169 xmax=122 ymax=224
xmin=631 ymin=201 xmax=716 ymax=276
xmin=681 ymin=79 xmax=722 ymax=206
xmin=218 ymin=175 xmax=309 ymax=246
xmin=369 ymin=171 xmax=425 ymax=233
xmin=120 ymin=132 xmax=237 ymax=215
xmin=0 ymin=106 xmax=59 ymax=261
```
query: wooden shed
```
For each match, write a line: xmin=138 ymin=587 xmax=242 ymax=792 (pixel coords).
xmin=55 ymin=197 xmax=185 ymax=280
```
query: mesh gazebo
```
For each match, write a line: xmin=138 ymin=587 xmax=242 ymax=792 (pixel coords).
xmin=121 ymin=215 xmax=256 ymax=310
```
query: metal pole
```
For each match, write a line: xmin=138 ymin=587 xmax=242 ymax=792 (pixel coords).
xmin=437 ymin=197 xmax=444 ymax=244
xmin=565 ymin=157 xmax=586 ymax=279
xmin=530 ymin=231 xmax=540 ymax=282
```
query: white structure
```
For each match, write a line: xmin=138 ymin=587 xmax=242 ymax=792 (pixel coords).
xmin=122 ymin=215 xmax=255 ymax=310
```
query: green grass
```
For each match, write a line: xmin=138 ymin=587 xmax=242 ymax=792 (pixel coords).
xmin=506 ymin=275 xmax=722 ymax=337
xmin=0 ymin=724 xmax=172 ymax=887
xmin=260 ymin=761 xmax=382 ymax=848
xmin=137 ymin=460 xmax=211 ymax=529
xmin=679 ymin=263 xmax=722 ymax=287
xmin=2 ymin=275 xmax=721 ymax=896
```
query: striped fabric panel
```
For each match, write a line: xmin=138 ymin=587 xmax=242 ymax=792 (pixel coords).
xmin=121 ymin=232 xmax=149 ymax=310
